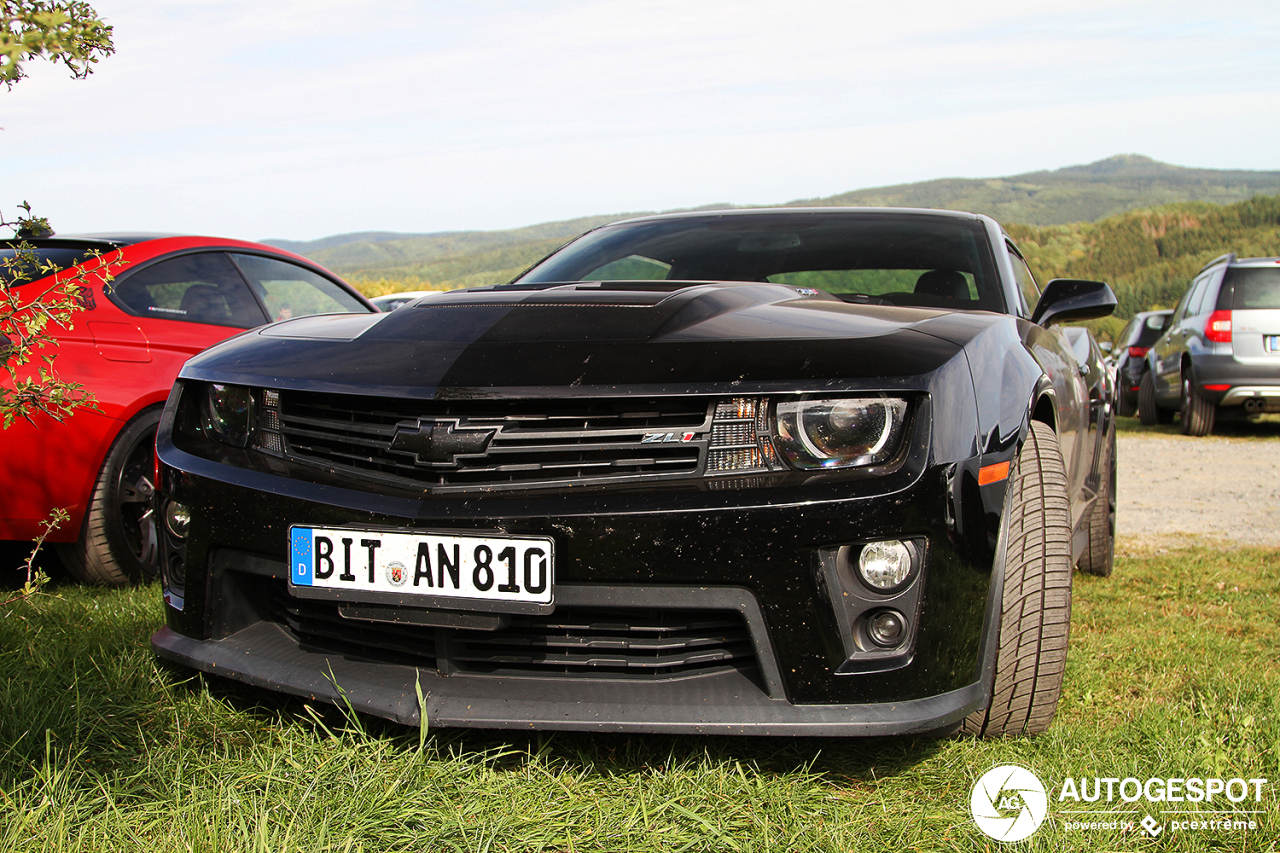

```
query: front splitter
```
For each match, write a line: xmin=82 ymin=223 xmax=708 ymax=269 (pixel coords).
xmin=152 ymin=623 xmax=981 ymax=736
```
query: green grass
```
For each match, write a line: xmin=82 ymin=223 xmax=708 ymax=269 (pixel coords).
xmin=2 ymin=544 xmax=1278 ymax=851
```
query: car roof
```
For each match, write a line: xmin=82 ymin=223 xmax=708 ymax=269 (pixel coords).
xmin=1 ymin=233 xmax=172 ymax=249
xmin=606 ymin=206 xmax=990 ymax=227
xmin=1198 ymin=253 xmax=1280 ymax=274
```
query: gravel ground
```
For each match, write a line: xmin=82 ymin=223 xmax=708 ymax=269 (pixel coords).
xmin=1117 ymin=432 xmax=1280 ymax=549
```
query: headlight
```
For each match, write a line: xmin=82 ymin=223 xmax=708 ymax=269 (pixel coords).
xmin=773 ymin=397 xmax=908 ymax=469
xmin=200 ymin=383 xmax=253 ymax=447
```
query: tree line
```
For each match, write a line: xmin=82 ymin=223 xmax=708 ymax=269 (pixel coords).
xmin=1010 ymin=195 xmax=1280 ymax=322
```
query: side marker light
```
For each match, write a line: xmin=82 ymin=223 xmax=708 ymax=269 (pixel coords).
xmin=978 ymin=461 xmax=1010 ymax=486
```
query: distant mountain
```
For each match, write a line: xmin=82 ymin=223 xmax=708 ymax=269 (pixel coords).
xmin=263 ymin=213 xmax=653 ymax=278
xmin=787 ymin=154 xmax=1280 ymax=226
xmin=272 ymin=155 xmax=1280 ymax=292
xmin=264 ymin=231 xmax=439 ymax=254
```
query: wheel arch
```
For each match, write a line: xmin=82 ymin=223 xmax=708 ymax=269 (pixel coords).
xmin=1031 ymin=390 xmax=1057 ymax=432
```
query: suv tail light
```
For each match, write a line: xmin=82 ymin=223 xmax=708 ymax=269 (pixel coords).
xmin=1127 ymin=346 xmax=1149 ymax=359
xmin=1205 ymin=310 xmax=1232 ymax=343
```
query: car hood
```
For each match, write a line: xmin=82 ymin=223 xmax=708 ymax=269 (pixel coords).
xmin=179 ymin=282 xmax=995 ymax=396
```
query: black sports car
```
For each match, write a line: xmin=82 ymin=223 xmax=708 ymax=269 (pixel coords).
xmin=152 ymin=209 xmax=1117 ymax=737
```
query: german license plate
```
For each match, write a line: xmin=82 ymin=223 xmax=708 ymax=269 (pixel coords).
xmin=288 ymin=525 xmax=554 ymax=610
xmin=1266 ymin=335 xmax=1280 ymax=353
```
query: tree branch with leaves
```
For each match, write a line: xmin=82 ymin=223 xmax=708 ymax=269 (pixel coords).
xmin=2 ymin=0 xmax=113 ymax=600
xmin=1 ymin=202 xmax=125 ymax=427
xmin=1 ymin=0 xmax=113 ymax=87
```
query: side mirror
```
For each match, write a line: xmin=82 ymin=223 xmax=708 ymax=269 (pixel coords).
xmin=1031 ymin=279 xmax=1117 ymax=327
xmin=1099 ymin=341 xmax=1113 ymax=353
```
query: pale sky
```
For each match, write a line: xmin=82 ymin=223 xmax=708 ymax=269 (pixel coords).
xmin=3 ymin=0 xmax=1278 ymax=242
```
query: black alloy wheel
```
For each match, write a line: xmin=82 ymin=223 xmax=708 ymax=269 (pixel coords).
xmin=58 ymin=408 xmax=162 ymax=585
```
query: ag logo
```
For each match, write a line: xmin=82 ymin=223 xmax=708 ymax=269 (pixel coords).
xmin=385 ymin=561 xmax=407 ymax=587
xmin=970 ymin=765 xmax=1048 ymax=842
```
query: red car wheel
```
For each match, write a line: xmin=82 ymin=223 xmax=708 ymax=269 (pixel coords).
xmin=57 ymin=408 xmax=162 ymax=585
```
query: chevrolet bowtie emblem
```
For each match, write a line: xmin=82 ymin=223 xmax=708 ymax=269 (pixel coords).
xmin=388 ymin=418 xmax=496 ymax=466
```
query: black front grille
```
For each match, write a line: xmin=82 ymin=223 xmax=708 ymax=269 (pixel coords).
xmin=268 ymin=392 xmax=710 ymax=493
xmin=272 ymin=591 xmax=758 ymax=680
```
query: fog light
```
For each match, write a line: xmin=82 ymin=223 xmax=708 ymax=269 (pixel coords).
xmin=858 ymin=539 xmax=913 ymax=590
xmin=164 ymin=501 xmax=191 ymax=539
xmin=867 ymin=609 xmax=905 ymax=647
xmin=167 ymin=555 xmax=185 ymax=587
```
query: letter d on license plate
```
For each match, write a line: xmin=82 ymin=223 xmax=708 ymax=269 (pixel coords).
xmin=289 ymin=525 xmax=554 ymax=613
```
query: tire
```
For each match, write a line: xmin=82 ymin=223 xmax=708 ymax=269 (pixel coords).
xmin=1180 ymin=372 xmax=1215 ymax=436
xmin=1116 ymin=388 xmax=1137 ymax=419
xmin=57 ymin=408 xmax=162 ymax=586
xmin=1137 ymin=370 xmax=1172 ymax=426
xmin=1076 ymin=421 xmax=1116 ymax=578
xmin=962 ymin=421 xmax=1072 ymax=737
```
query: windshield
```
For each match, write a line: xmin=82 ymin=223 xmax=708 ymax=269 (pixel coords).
xmin=514 ymin=212 xmax=1002 ymax=311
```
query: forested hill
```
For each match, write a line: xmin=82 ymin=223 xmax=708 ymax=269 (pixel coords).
xmin=264 ymin=156 xmax=1280 ymax=330
xmin=267 ymin=156 xmax=1280 ymax=275
xmin=264 ymin=213 xmax=656 ymax=280
xmin=1013 ymin=194 xmax=1280 ymax=323
xmin=788 ymin=154 xmax=1280 ymax=226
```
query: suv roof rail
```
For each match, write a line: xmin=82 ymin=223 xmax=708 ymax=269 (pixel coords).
xmin=1198 ymin=252 xmax=1237 ymax=274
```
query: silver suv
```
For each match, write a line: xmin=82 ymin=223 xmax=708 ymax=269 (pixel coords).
xmin=1140 ymin=253 xmax=1280 ymax=434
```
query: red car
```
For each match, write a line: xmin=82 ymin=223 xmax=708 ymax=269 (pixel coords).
xmin=2 ymin=233 xmax=374 ymax=585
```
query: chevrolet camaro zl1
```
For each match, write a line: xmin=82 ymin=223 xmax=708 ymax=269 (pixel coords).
xmin=151 ymin=208 xmax=1117 ymax=737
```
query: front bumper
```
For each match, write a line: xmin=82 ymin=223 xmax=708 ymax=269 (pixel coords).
xmin=153 ymin=427 xmax=1004 ymax=734
xmin=152 ymin=581 xmax=985 ymax=736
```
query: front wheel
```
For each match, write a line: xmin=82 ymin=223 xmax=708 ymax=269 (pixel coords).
xmin=962 ymin=421 xmax=1072 ymax=737
xmin=57 ymin=408 xmax=162 ymax=586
